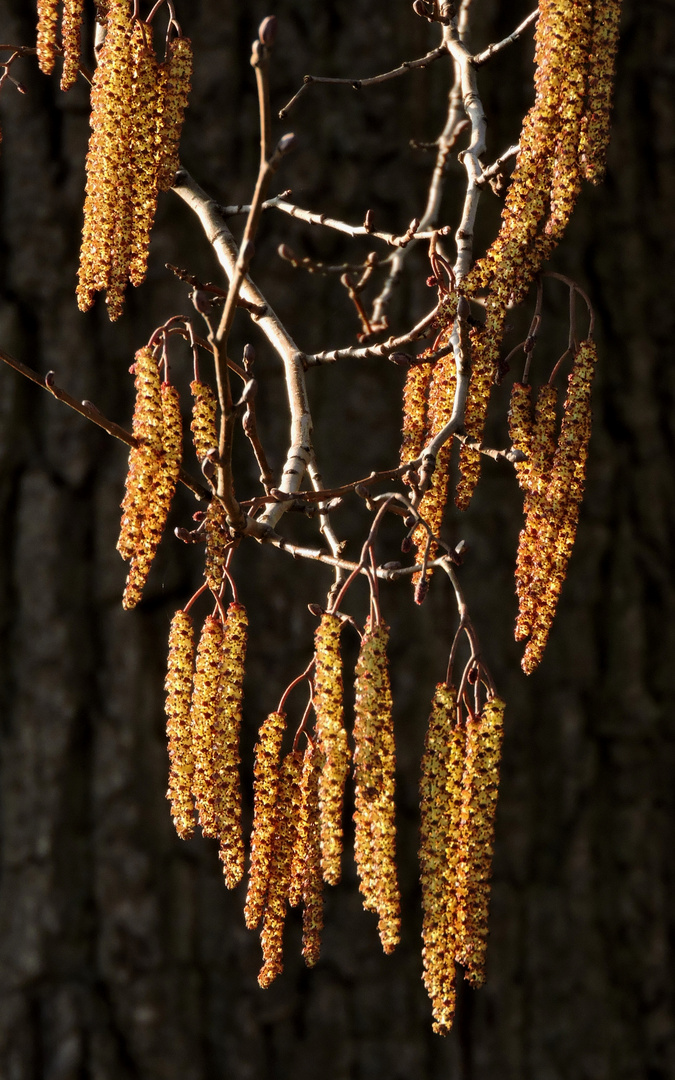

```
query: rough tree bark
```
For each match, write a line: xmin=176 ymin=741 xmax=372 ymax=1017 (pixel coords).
xmin=0 ymin=2 xmax=674 ymax=1078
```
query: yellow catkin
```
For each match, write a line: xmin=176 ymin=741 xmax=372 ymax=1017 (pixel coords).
xmin=204 ymin=497 xmax=229 ymax=591
xmin=119 ymin=360 xmax=182 ymax=610
xmin=117 ymin=346 xmax=163 ymax=560
xmin=412 ymin=349 xmax=456 ymax=574
xmin=419 ymin=683 xmax=464 ymax=1036
xmin=190 ymin=380 xmax=219 ymax=462
xmin=579 ymin=0 xmax=622 ymax=183
xmin=36 ymin=0 xmax=59 ymax=76
xmin=60 ymin=0 xmax=85 ymax=90
xmin=245 ymin=711 xmax=287 ymax=929
xmin=455 ymin=306 xmax=506 ymax=511
xmin=157 ymin=36 xmax=193 ymax=191
xmin=289 ymin=742 xmax=324 ymax=968
xmin=189 ymin=614 xmax=223 ymax=839
xmin=508 ymin=381 xmax=534 ymax=492
xmin=514 ymin=383 xmax=558 ymax=642
xmin=165 ymin=609 xmax=196 ymax=839
xmin=216 ymin=602 xmax=248 ymax=889
xmin=455 ymin=696 xmax=505 ymax=986
xmin=353 ymin=619 xmax=401 ymax=954
xmin=521 ymin=341 xmax=597 ymax=673
xmin=258 ymin=750 xmax=302 ymax=989
xmin=464 ymin=1 xmax=593 ymax=308
xmin=77 ymin=1 xmax=135 ymax=320
xmin=313 ymin=613 xmax=350 ymax=886
xmin=128 ymin=21 xmax=161 ymax=287
xmin=400 ymin=362 xmax=432 ymax=467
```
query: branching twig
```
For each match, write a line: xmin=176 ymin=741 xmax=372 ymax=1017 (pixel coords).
xmin=471 ymin=9 xmax=538 ymax=67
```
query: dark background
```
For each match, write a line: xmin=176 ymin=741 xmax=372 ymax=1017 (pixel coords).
xmin=1 ymin=1 xmax=674 ymax=1077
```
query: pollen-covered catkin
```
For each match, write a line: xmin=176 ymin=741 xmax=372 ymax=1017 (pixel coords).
xmin=165 ymin=609 xmax=196 ymax=839
xmin=189 ymin=614 xmax=224 ymax=839
xmin=411 ymin=349 xmax=456 ymax=575
xmin=514 ymin=383 xmax=558 ymax=642
xmin=128 ymin=21 xmax=161 ymax=287
xmin=353 ymin=619 xmax=401 ymax=954
xmin=419 ymin=683 xmax=465 ymax=1036
xmin=190 ymin=380 xmax=219 ymax=463
xmin=245 ymin=711 xmax=287 ymax=929
xmin=258 ymin=750 xmax=302 ymax=989
xmin=36 ymin=0 xmax=59 ymax=76
xmin=204 ymin=498 xmax=229 ymax=591
xmin=455 ymin=696 xmax=505 ymax=986
xmin=508 ymin=381 xmax=533 ymax=492
xmin=579 ymin=0 xmax=622 ymax=183
xmin=289 ymin=742 xmax=324 ymax=968
xmin=216 ymin=602 xmax=248 ymax=889
xmin=60 ymin=0 xmax=85 ymax=91
xmin=455 ymin=309 xmax=505 ymax=510
xmin=313 ymin=613 xmax=350 ymax=886
xmin=399 ymin=362 xmax=431 ymax=466
xmin=521 ymin=341 xmax=597 ymax=673
xmin=157 ymin=36 xmax=193 ymax=191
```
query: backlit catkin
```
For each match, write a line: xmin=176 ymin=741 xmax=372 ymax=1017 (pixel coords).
xmin=190 ymin=380 xmax=219 ymax=463
xmin=455 ymin=696 xmax=505 ymax=986
xmin=216 ymin=602 xmax=248 ymax=889
xmin=245 ymin=711 xmax=287 ymax=929
xmin=289 ymin=742 xmax=324 ymax=968
xmin=313 ymin=613 xmax=350 ymax=885
xmin=353 ymin=619 xmax=401 ymax=954
xmin=36 ymin=0 xmax=59 ymax=76
xmin=521 ymin=341 xmax=596 ymax=673
xmin=579 ymin=0 xmax=622 ymax=183
xmin=165 ymin=610 xmax=196 ymax=839
xmin=189 ymin=614 xmax=224 ymax=840
xmin=419 ymin=683 xmax=464 ymax=1035
xmin=258 ymin=750 xmax=302 ymax=988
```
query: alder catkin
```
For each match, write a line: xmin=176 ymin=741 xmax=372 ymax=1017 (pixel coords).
xmin=60 ymin=0 xmax=85 ymax=91
xmin=204 ymin=498 xmax=229 ymax=591
xmin=157 ymin=36 xmax=193 ymax=190
xmin=508 ymin=381 xmax=533 ymax=492
xmin=313 ymin=613 xmax=350 ymax=886
xmin=455 ymin=309 xmax=505 ymax=510
xmin=128 ymin=21 xmax=161 ymax=287
xmin=36 ymin=0 xmax=59 ymax=76
xmin=289 ymin=742 xmax=324 ymax=968
xmin=579 ymin=0 xmax=622 ymax=183
xmin=258 ymin=750 xmax=302 ymax=989
xmin=455 ymin=696 xmax=505 ymax=986
xmin=216 ymin=602 xmax=248 ymax=889
xmin=245 ymin=711 xmax=287 ymax=929
xmin=165 ymin=609 xmax=196 ymax=839
xmin=190 ymin=380 xmax=219 ymax=462
xmin=353 ymin=619 xmax=401 ymax=954
xmin=189 ymin=614 xmax=224 ymax=839
xmin=419 ymin=683 xmax=464 ymax=1036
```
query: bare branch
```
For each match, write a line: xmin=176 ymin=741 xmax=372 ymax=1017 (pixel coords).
xmin=472 ymin=9 xmax=539 ymax=67
xmin=278 ymin=45 xmax=448 ymax=118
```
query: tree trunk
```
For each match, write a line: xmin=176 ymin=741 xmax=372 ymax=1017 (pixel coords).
xmin=1 ymin=2 xmax=673 ymax=1078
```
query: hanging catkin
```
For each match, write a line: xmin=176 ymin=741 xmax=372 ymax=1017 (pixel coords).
xmin=289 ymin=741 xmax=324 ymax=968
xmin=189 ymin=614 xmax=224 ymax=839
xmin=313 ymin=614 xmax=350 ymax=885
xmin=216 ymin=602 xmax=248 ymax=888
xmin=353 ymin=619 xmax=401 ymax=954
xmin=455 ymin=696 xmax=505 ymax=986
xmin=245 ymin=711 xmax=287 ymax=929
xmin=419 ymin=683 xmax=465 ymax=1035
xmin=258 ymin=750 xmax=302 ymax=988
xmin=165 ymin=609 xmax=196 ymax=839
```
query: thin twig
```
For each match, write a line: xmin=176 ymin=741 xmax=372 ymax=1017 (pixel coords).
xmin=278 ymin=45 xmax=448 ymax=117
xmin=471 ymin=9 xmax=538 ymax=67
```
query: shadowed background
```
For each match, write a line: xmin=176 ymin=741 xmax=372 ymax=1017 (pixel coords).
xmin=0 ymin=2 xmax=674 ymax=1078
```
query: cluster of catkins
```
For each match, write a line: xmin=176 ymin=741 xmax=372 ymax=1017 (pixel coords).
xmin=163 ymin=598 xmax=505 ymax=1033
xmin=77 ymin=2 xmax=192 ymax=319
xmin=164 ymin=607 xmax=403 ymax=989
xmin=117 ymin=345 xmax=230 ymax=608
xmin=420 ymin=687 xmax=505 ymax=1034
xmin=509 ymin=340 xmax=598 ymax=673
xmin=400 ymin=0 xmax=620 ymax=561
xmin=35 ymin=1 xmax=192 ymax=319
xmin=36 ymin=0 xmax=84 ymax=90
